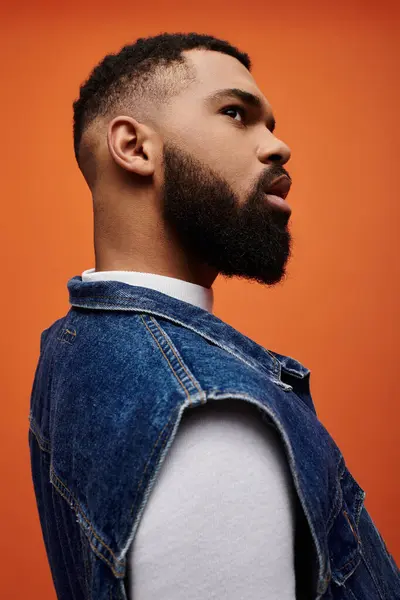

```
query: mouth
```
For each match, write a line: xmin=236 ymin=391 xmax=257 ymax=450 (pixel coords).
xmin=264 ymin=175 xmax=291 ymax=199
xmin=263 ymin=175 xmax=292 ymax=215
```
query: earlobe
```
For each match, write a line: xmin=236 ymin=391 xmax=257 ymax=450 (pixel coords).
xmin=107 ymin=116 xmax=154 ymax=176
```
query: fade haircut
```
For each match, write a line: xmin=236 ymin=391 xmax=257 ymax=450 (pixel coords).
xmin=72 ymin=32 xmax=251 ymax=176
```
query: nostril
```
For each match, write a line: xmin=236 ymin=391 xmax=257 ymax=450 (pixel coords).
xmin=269 ymin=153 xmax=284 ymax=163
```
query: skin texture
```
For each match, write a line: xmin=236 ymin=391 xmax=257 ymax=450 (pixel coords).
xmin=88 ymin=49 xmax=293 ymax=289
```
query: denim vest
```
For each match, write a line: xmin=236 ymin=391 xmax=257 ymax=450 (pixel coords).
xmin=28 ymin=275 xmax=400 ymax=600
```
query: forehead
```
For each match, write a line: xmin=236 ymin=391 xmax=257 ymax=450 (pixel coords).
xmin=182 ymin=49 xmax=272 ymax=113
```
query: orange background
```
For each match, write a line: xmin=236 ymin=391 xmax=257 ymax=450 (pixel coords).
xmin=1 ymin=0 xmax=399 ymax=597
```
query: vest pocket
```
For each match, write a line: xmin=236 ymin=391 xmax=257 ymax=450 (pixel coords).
xmin=328 ymin=463 xmax=366 ymax=585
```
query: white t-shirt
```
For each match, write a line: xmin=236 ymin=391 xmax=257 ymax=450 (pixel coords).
xmin=82 ymin=269 xmax=299 ymax=599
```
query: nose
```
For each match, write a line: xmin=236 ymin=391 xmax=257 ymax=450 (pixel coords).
xmin=257 ymin=132 xmax=291 ymax=166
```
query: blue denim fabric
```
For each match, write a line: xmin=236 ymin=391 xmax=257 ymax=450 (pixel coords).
xmin=28 ymin=275 xmax=400 ymax=599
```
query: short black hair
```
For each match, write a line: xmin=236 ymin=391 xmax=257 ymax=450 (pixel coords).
xmin=72 ymin=32 xmax=251 ymax=167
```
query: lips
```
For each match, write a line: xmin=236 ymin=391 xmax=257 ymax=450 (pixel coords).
xmin=264 ymin=175 xmax=291 ymax=199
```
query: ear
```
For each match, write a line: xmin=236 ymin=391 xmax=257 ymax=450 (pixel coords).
xmin=107 ymin=116 xmax=155 ymax=176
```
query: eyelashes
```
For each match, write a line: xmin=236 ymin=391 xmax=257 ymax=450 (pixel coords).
xmin=220 ymin=105 xmax=276 ymax=135
xmin=220 ymin=104 xmax=247 ymax=124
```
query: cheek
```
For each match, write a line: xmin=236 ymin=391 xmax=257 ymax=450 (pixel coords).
xmin=224 ymin=158 xmax=256 ymax=199
xmin=164 ymin=118 xmax=255 ymax=195
xmin=193 ymin=133 xmax=251 ymax=182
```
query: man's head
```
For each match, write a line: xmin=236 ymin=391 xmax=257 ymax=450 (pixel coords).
xmin=73 ymin=32 xmax=293 ymax=289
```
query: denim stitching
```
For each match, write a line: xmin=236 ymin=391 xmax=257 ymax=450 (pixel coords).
xmin=51 ymin=472 xmax=122 ymax=578
xmin=57 ymin=328 xmax=77 ymax=345
xmin=149 ymin=316 xmax=204 ymax=398
xmin=359 ymin=549 xmax=386 ymax=600
xmin=343 ymin=510 xmax=361 ymax=544
xmin=331 ymin=546 xmax=361 ymax=574
xmin=139 ymin=315 xmax=193 ymax=404
xmin=50 ymin=463 xmax=125 ymax=577
xmin=345 ymin=470 xmax=366 ymax=528
xmin=326 ymin=458 xmax=345 ymax=532
xmin=29 ymin=420 xmax=51 ymax=453
xmin=129 ymin=409 xmax=176 ymax=518
xmin=327 ymin=461 xmax=364 ymax=580
xmin=51 ymin=464 xmax=123 ymax=563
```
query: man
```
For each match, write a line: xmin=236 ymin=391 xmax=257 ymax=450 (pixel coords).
xmin=28 ymin=32 xmax=399 ymax=600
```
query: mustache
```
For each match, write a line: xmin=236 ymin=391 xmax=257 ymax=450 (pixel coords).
xmin=259 ymin=166 xmax=292 ymax=189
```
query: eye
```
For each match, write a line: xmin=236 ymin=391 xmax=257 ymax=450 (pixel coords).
xmin=221 ymin=104 xmax=247 ymax=123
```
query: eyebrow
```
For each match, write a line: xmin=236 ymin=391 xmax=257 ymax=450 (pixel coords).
xmin=205 ymin=87 xmax=276 ymax=132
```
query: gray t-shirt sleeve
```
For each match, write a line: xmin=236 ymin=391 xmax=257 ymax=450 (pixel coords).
xmin=126 ymin=399 xmax=297 ymax=599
